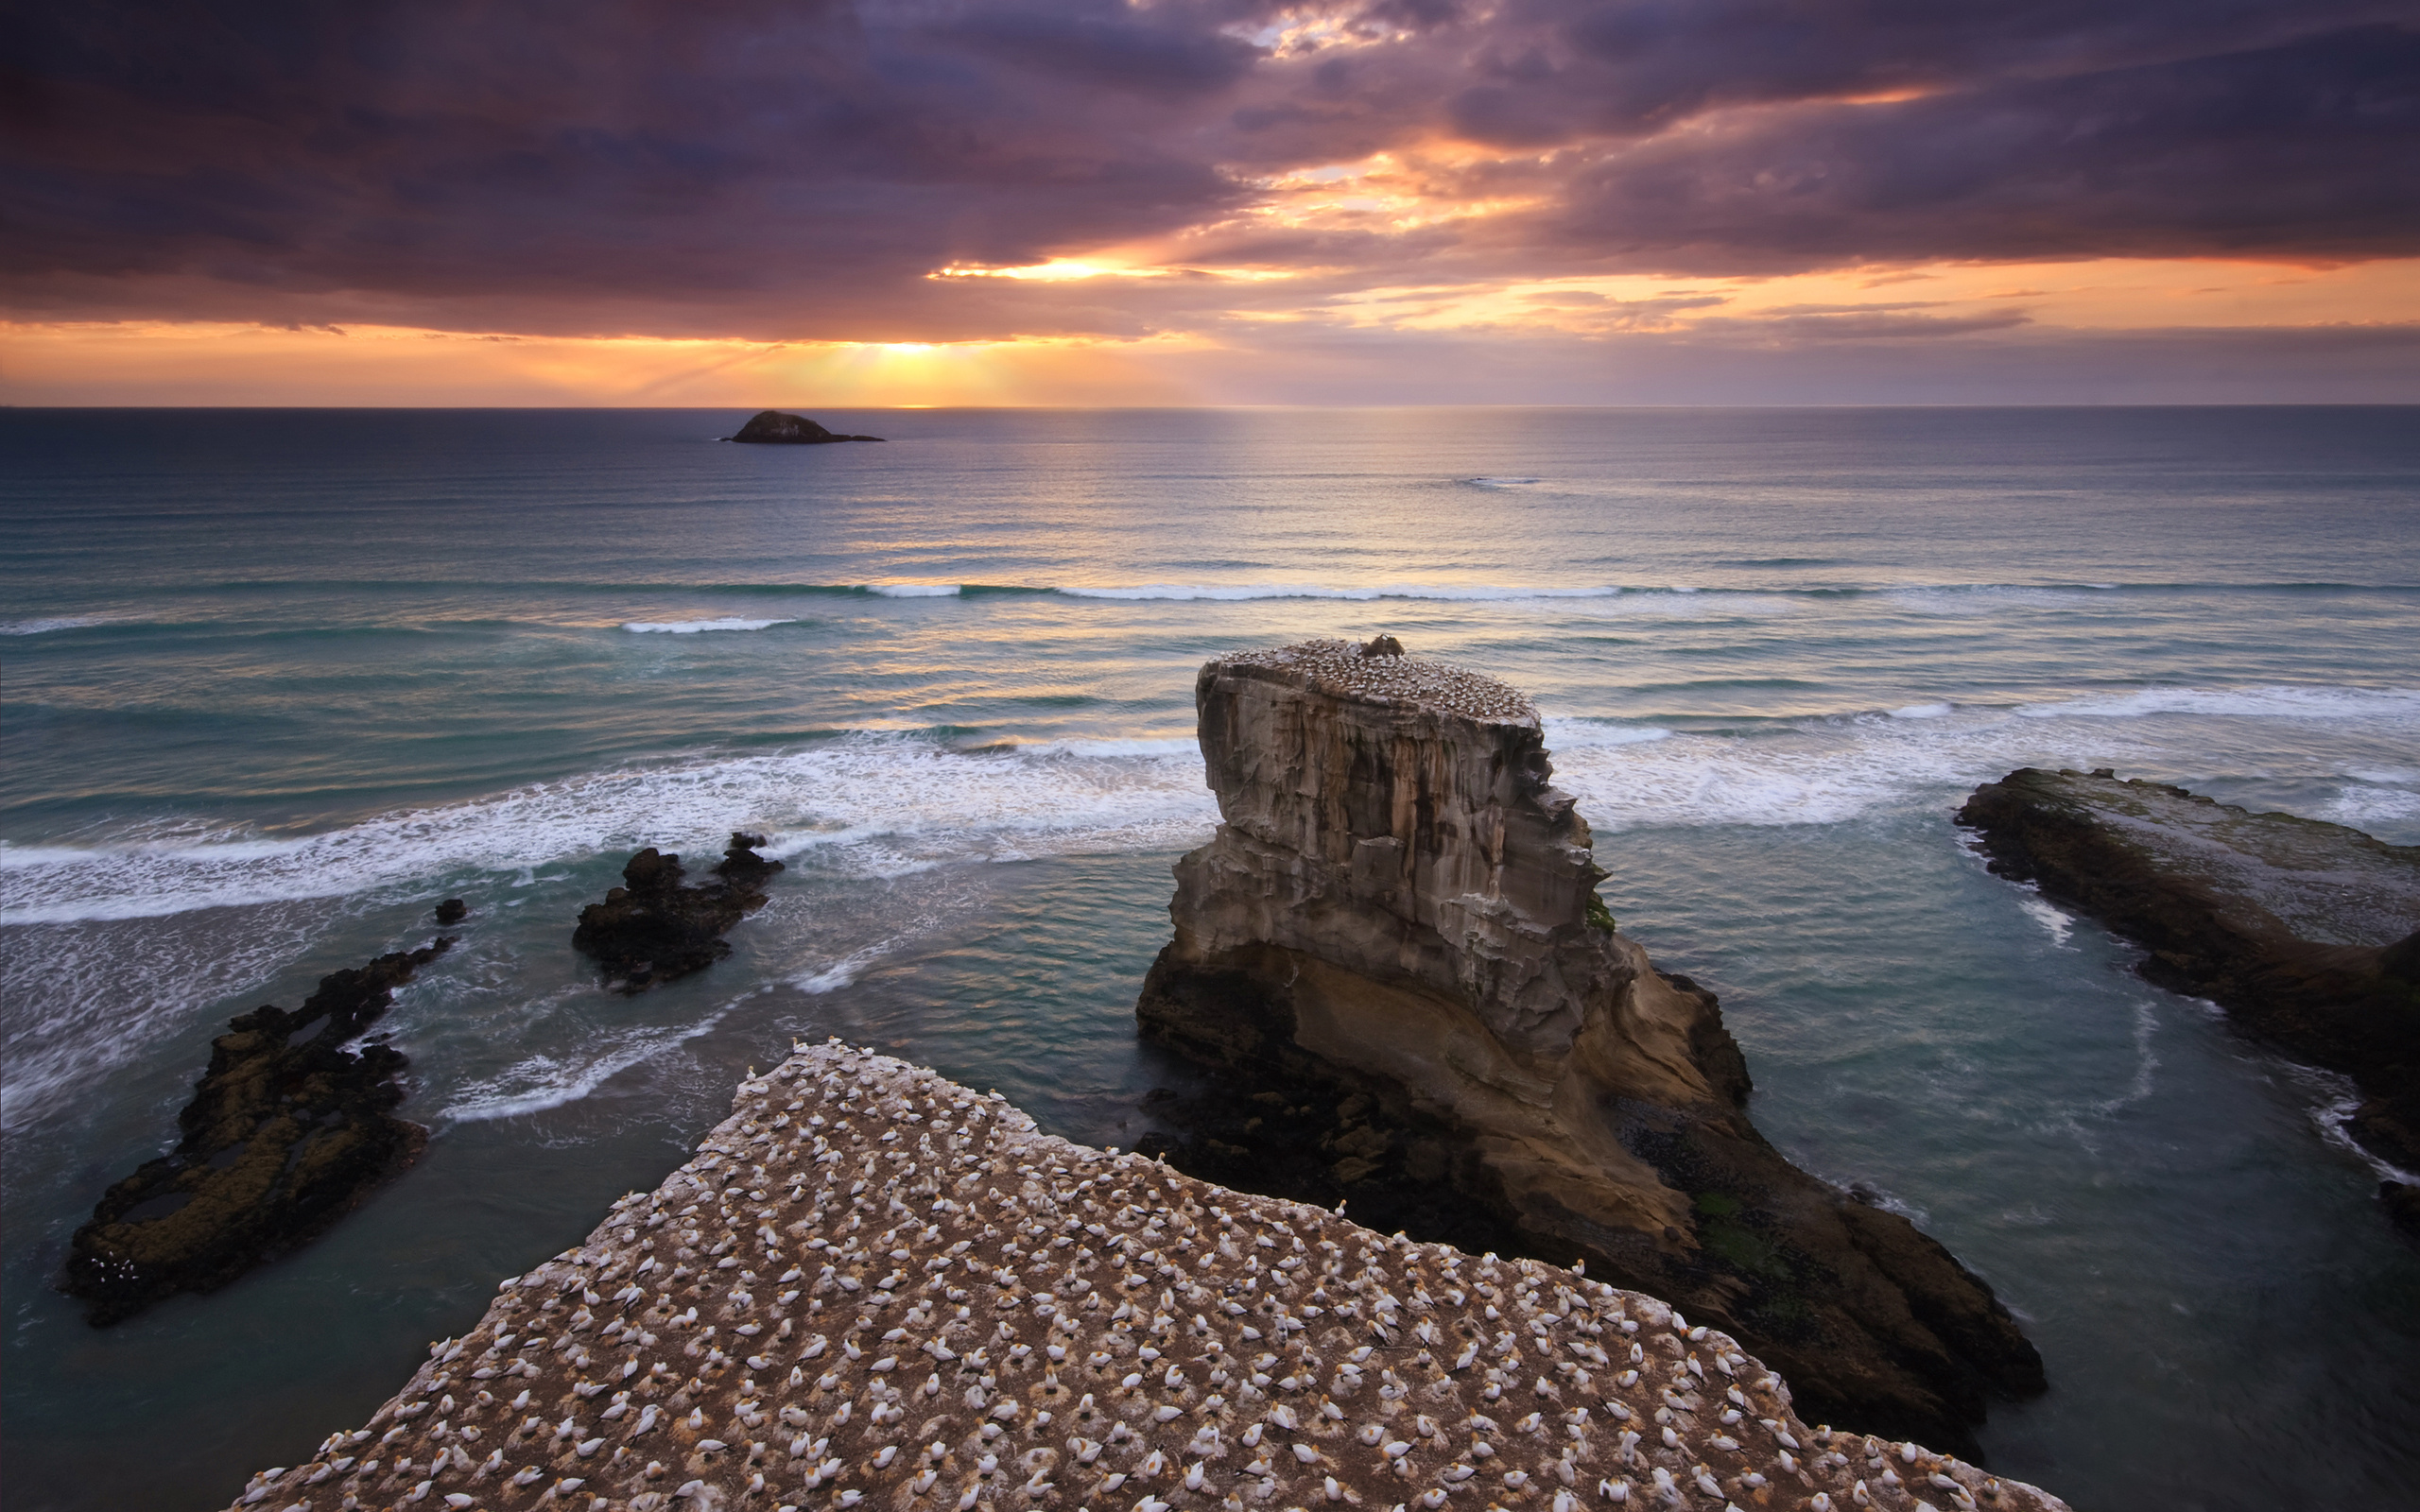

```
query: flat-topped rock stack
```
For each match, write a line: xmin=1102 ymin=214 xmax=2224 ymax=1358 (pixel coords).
xmin=1216 ymin=640 xmax=1540 ymax=724
xmin=224 ymin=1041 xmax=2067 ymax=1512
xmin=1136 ymin=641 xmax=2044 ymax=1456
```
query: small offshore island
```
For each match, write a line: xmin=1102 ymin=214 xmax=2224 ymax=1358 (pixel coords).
xmin=723 ymin=411 xmax=886 ymax=444
xmin=218 ymin=641 xmax=2072 ymax=1512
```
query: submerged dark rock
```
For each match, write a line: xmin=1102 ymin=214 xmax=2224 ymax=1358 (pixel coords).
xmin=433 ymin=898 xmax=467 ymax=924
xmin=1134 ymin=640 xmax=2045 ymax=1458
xmin=571 ymin=832 xmax=785 ymax=990
xmin=62 ymin=939 xmax=452 ymax=1326
xmin=1959 ymin=767 xmax=2420 ymax=1237
xmin=722 ymin=409 xmax=884 ymax=444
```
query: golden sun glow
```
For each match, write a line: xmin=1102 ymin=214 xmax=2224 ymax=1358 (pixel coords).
xmin=5 ymin=257 xmax=2412 ymax=405
xmin=0 ymin=324 xmax=1212 ymax=407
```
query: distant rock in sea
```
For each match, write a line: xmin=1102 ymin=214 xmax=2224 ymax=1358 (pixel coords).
xmin=1132 ymin=638 xmax=2047 ymax=1458
xmin=62 ymin=939 xmax=453 ymax=1326
xmin=722 ymin=408 xmax=885 ymax=443
xmin=571 ymin=831 xmax=785 ymax=990
xmin=1960 ymin=767 xmax=2420 ymax=1237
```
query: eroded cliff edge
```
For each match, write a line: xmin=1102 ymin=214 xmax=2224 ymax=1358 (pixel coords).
xmin=1135 ymin=641 xmax=2045 ymax=1458
xmin=1958 ymin=766 xmax=2420 ymax=1236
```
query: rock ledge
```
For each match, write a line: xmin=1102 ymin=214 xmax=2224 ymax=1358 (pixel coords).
xmin=1957 ymin=766 xmax=2420 ymax=1233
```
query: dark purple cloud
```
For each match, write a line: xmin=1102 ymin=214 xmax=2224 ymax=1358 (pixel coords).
xmin=1534 ymin=23 xmax=2420 ymax=271
xmin=2 ymin=1 xmax=2411 ymax=338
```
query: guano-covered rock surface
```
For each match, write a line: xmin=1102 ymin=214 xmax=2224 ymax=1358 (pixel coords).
xmin=1134 ymin=640 xmax=2045 ymax=1457
xmin=221 ymin=1040 xmax=2068 ymax=1512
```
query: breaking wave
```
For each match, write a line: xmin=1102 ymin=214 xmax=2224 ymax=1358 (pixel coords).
xmin=623 ymin=617 xmax=796 ymax=633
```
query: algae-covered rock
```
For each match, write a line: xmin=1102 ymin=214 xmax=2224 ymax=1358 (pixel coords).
xmin=63 ymin=939 xmax=452 ymax=1325
xmin=571 ymin=831 xmax=784 ymax=990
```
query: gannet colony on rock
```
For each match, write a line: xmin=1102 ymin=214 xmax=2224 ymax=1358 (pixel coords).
xmin=221 ymin=1041 xmax=2067 ymax=1512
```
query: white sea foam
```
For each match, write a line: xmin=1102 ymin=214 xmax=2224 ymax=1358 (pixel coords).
xmin=1 ymin=615 xmax=108 ymax=635
xmin=622 ymin=617 xmax=796 ymax=633
xmin=1885 ymin=586 xmax=2104 ymax=615
xmin=1055 ymin=582 xmax=1620 ymax=602
xmin=1539 ymin=681 xmax=2420 ymax=836
xmin=1550 ymin=590 xmax=1790 ymax=619
xmin=11 ymin=682 xmax=2412 ymax=928
xmin=0 ymin=736 xmax=1219 ymax=926
xmin=1017 ymin=736 xmax=1201 ymax=758
xmin=0 ymin=903 xmax=334 ymax=1132
xmin=442 ymin=1001 xmax=742 ymax=1123
xmin=1539 ymin=719 xmax=1673 ymax=750
xmin=2018 ymin=685 xmax=2420 ymax=722
xmin=790 ymin=937 xmax=911 ymax=995
xmin=2344 ymin=765 xmax=2420 ymax=784
xmin=2323 ymin=783 xmax=2420 ymax=834
xmin=1889 ymin=702 xmax=1954 ymax=719
xmin=1545 ymin=703 xmax=2178 ymax=831
xmin=2272 ymin=1061 xmax=2420 ymax=1186
xmin=2018 ymin=895 xmax=2077 ymax=947
xmin=865 ymin=583 xmax=962 ymax=597
xmin=2091 ymin=1000 xmax=2163 ymax=1115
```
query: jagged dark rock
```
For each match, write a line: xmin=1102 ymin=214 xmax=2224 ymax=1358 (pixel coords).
xmin=571 ymin=832 xmax=785 ymax=990
xmin=1133 ymin=640 xmax=2046 ymax=1459
xmin=433 ymin=898 xmax=467 ymax=924
xmin=722 ymin=409 xmax=885 ymax=444
xmin=1959 ymin=766 xmax=2420 ymax=1238
xmin=62 ymin=940 xmax=452 ymax=1326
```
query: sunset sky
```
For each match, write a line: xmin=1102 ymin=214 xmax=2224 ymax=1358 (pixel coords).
xmin=7 ymin=1 xmax=2415 ymax=404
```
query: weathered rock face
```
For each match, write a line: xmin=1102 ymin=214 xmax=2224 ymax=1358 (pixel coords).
xmin=1137 ymin=641 xmax=2045 ymax=1456
xmin=723 ymin=409 xmax=885 ymax=443
xmin=572 ymin=832 xmax=786 ymax=991
xmin=1959 ymin=767 xmax=2420 ymax=1235
xmin=63 ymin=939 xmax=452 ymax=1326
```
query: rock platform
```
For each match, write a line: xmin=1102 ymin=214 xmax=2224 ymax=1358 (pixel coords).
xmin=223 ymin=1040 xmax=2067 ymax=1512
xmin=1958 ymin=766 xmax=2420 ymax=1234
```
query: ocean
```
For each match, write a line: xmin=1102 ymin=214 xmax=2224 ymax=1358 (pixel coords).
xmin=2 ymin=405 xmax=2416 ymax=1511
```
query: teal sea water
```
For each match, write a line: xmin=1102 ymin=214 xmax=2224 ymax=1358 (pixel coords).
xmin=3 ymin=406 xmax=2417 ymax=1511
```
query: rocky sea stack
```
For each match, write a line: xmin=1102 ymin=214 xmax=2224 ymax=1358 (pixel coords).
xmin=63 ymin=940 xmax=452 ymax=1326
xmin=1959 ymin=767 xmax=2420 ymax=1236
xmin=1134 ymin=639 xmax=2045 ymax=1456
xmin=723 ymin=409 xmax=885 ymax=443
xmin=572 ymin=832 xmax=786 ymax=991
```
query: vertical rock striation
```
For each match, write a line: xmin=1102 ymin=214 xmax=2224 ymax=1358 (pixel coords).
xmin=1136 ymin=640 xmax=2045 ymax=1457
